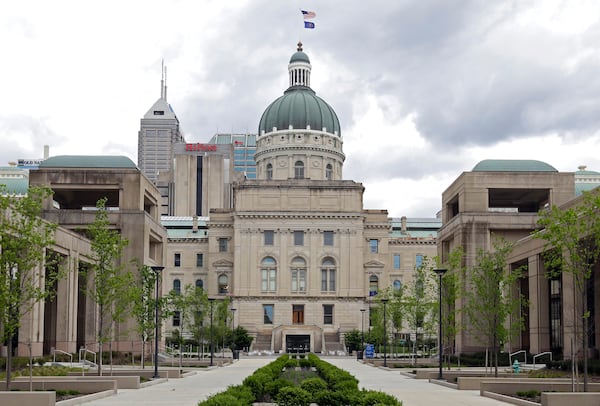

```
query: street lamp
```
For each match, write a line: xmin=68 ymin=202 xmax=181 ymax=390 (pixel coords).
xmin=433 ymin=268 xmax=448 ymax=380
xmin=150 ymin=266 xmax=164 ymax=379
xmin=381 ymin=298 xmax=389 ymax=367
xmin=360 ymin=308 xmax=366 ymax=351
xmin=209 ymin=298 xmax=215 ymax=366
xmin=231 ymin=308 xmax=237 ymax=359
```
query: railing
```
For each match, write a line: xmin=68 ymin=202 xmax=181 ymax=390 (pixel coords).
xmin=79 ymin=348 xmax=97 ymax=367
xmin=52 ymin=349 xmax=73 ymax=368
xmin=509 ymin=350 xmax=527 ymax=366
xmin=533 ymin=352 xmax=552 ymax=369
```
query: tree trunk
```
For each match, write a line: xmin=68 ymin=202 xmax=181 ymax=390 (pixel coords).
xmin=141 ymin=339 xmax=146 ymax=369
xmin=6 ymin=334 xmax=13 ymax=391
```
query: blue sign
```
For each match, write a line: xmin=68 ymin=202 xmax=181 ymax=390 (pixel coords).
xmin=365 ymin=344 xmax=374 ymax=359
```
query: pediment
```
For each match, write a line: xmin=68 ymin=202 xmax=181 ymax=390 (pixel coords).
xmin=212 ymin=259 xmax=234 ymax=268
xmin=363 ymin=259 xmax=385 ymax=269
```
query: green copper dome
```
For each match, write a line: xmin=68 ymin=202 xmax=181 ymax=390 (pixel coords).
xmin=290 ymin=51 xmax=310 ymax=64
xmin=258 ymin=87 xmax=341 ymax=136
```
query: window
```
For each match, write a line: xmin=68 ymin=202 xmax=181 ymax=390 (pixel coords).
xmin=291 ymin=257 xmax=306 ymax=293
xmin=393 ymin=279 xmax=402 ymax=291
xmin=293 ymin=304 xmax=304 ymax=324
xmin=261 ymin=257 xmax=277 ymax=292
xmin=219 ymin=238 xmax=228 ymax=252
xmin=173 ymin=279 xmax=181 ymax=295
xmin=173 ymin=311 xmax=181 ymax=326
xmin=218 ymin=274 xmax=229 ymax=294
xmin=294 ymin=161 xmax=304 ymax=179
xmin=321 ymin=257 xmax=336 ymax=292
xmin=323 ymin=231 xmax=334 ymax=246
xmin=393 ymin=254 xmax=401 ymax=269
xmin=416 ymin=254 xmax=424 ymax=269
xmin=323 ymin=304 xmax=333 ymax=325
xmin=369 ymin=239 xmax=379 ymax=253
xmin=264 ymin=230 xmax=274 ymax=245
xmin=294 ymin=231 xmax=304 ymax=246
xmin=550 ymin=277 xmax=562 ymax=349
xmin=263 ymin=304 xmax=274 ymax=324
xmin=196 ymin=253 xmax=204 ymax=267
xmin=174 ymin=253 xmax=181 ymax=267
xmin=266 ymin=163 xmax=273 ymax=180
xmin=325 ymin=164 xmax=333 ymax=180
xmin=369 ymin=275 xmax=379 ymax=296
xmin=195 ymin=279 xmax=203 ymax=289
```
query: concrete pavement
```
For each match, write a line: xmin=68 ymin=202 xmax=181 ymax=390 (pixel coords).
xmin=80 ymin=356 xmax=512 ymax=405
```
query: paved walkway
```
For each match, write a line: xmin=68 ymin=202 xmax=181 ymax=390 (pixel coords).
xmin=80 ymin=356 xmax=511 ymax=405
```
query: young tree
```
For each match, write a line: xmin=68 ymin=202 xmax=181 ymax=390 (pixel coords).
xmin=80 ymin=197 xmax=133 ymax=376
xmin=534 ymin=190 xmax=600 ymax=391
xmin=462 ymin=238 xmax=525 ymax=377
xmin=0 ymin=185 xmax=61 ymax=390
xmin=440 ymin=248 xmax=463 ymax=369
xmin=131 ymin=263 xmax=168 ymax=368
xmin=402 ymin=257 xmax=437 ymax=364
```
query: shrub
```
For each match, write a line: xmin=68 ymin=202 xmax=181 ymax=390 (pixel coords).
xmin=265 ymin=378 xmax=294 ymax=398
xmin=275 ymin=386 xmax=311 ymax=406
xmin=198 ymin=393 xmax=246 ymax=406
xmin=284 ymin=358 xmax=299 ymax=369
xmin=299 ymin=358 xmax=312 ymax=368
xmin=242 ymin=371 xmax=271 ymax=400
xmin=360 ymin=390 xmax=403 ymax=405
xmin=516 ymin=390 xmax=540 ymax=398
xmin=300 ymin=377 xmax=327 ymax=395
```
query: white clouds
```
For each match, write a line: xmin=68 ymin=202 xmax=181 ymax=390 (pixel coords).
xmin=1 ymin=1 xmax=600 ymax=217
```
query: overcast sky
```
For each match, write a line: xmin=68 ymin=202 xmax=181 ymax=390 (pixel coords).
xmin=2 ymin=0 xmax=600 ymax=218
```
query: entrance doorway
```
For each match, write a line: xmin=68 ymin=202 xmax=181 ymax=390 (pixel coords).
xmin=286 ymin=334 xmax=310 ymax=353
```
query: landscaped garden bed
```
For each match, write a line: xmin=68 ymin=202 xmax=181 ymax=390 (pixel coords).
xmin=198 ymin=353 xmax=402 ymax=405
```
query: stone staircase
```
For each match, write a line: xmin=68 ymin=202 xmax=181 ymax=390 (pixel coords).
xmin=324 ymin=332 xmax=345 ymax=353
xmin=252 ymin=331 xmax=272 ymax=352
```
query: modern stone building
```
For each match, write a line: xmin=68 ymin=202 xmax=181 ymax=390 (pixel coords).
xmin=437 ymin=159 xmax=592 ymax=357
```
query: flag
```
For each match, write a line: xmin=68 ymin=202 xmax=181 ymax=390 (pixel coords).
xmin=301 ymin=10 xmax=316 ymax=19
xmin=304 ymin=21 xmax=315 ymax=29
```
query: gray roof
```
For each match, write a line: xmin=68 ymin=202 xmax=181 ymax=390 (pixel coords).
xmin=40 ymin=155 xmax=137 ymax=169
xmin=143 ymin=97 xmax=178 ymax=120
xmin=473 ymin=159 xmax=557 ymax=172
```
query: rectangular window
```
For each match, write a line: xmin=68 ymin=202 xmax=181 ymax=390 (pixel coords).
xmin=291 ymin=270 xmax=306 ymax=292
xmin=416 ymin=254 xmax=423 ymax=269
xmin=321 ymin=269 xmax=336 ymax=292
xmin=219 ymin=238 xmax=228 ymax=252
xmin=369 ymin=239 xmax=378 ymax=253
xmin=293 ymin=304 xmax=304 ymax=324
xmin=173 ymin=311 xmax=181 ymax=327
xmin=261 ymin=269 xmax=276 ymax=292
xmin=174 ymin=253 xmax=181 ymax=267
xmin=294 ymin=231 xmax=304 ymax=246
xmin=264 ymin=230 xmax=274 ymax=245
xmin=323 ymin=305 xmax=333 ymax=325
xmin=263 ymin=304 xmax=274 ymax=324
xmin=393 ymin=254 xmax=401 ymax=269
xmin=323 ymin=231 xmax=334 ymax=246
xmin=196 ymin=253 xmax=204 ymax=267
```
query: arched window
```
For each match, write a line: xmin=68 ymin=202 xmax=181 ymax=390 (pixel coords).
xmin=294 ymin=161 xmax=304 ymax=179
xmin=266 ymin=163 xmax=273 ymax=180
xmin=195 ymin=279 xmax=204 ymax=289
xmin=321 ymin=257 xmax=336 ymax=292
xmin=369 ymin=275 xmax=379 ymax=296
xmin=325 ymin=164 xmax=333 ymax=180
xmin=291 ymin=256 xmax=306 ymax=292
xmin=173 ymin=279 xmax=181 ymax=295
xmin=393 ymin=279 xmax=402 ymax=291
xmin=261 ymin=256 xmax=277 ymax=292
xmin=218 ymin=274 xmax=229 ymax=294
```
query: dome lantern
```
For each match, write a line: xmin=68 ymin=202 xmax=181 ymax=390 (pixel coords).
xmin=289 ymin=42 xmax=311 ymax=87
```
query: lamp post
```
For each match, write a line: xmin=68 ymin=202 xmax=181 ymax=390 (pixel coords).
xmin=381 ymin=298 xmax=389 ymax=367
xmin=433 ymin=268 xmax=448 ymax=380
xmin=150 ymin=266 xmax=164 ymax=379
xmin=209 ymin=298 xmax=215 ymax=366
xmin=360 ymin=308 xmax=366 ymax=350
xmin=231 ymin=308 xmax=237 ymax=359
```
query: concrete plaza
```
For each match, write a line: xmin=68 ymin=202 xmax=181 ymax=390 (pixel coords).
xmin=80 ymin=356 xmax=511 ymax=406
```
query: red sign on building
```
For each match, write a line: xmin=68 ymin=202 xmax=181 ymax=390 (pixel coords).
xmin=185 ymin=143 xmax=217 ymax=152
